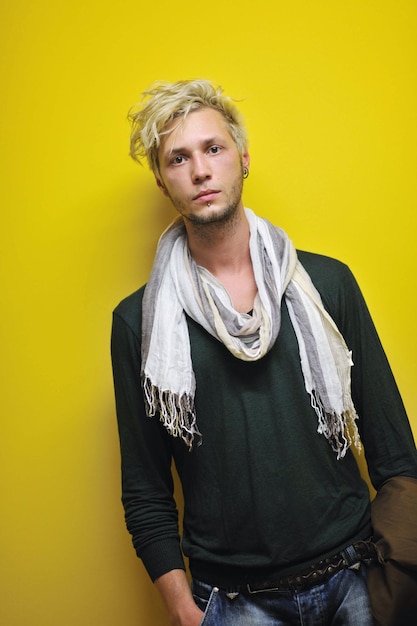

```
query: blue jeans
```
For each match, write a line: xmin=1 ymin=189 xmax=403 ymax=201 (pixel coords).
xmin=192 ymin=565 xmax=374 ymax=625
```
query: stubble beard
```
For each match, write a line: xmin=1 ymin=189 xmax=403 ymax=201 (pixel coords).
xmin=170 ymin=173 xmax=244 ymax=240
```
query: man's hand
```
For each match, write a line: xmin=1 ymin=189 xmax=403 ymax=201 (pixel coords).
xmin=155 ymin=569 xmax=205 ymax=626
xmin=170 ymin=602 xmax=204 ymax=626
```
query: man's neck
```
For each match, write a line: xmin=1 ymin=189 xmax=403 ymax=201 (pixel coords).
xmin=185 ymin=206 xmax=258 ymax=313
xmin=185 ymin=205 xmax=251 ymax=274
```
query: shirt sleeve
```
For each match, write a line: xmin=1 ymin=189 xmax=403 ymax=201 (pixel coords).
xmin=111 ymin=299 xmax=186 ymax=581
xmin=320 ymin=260 xmax=417 ymax=489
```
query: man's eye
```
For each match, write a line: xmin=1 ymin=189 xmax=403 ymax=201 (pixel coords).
xmin=171 ymin=155 xmax=185 ymax=165
xmin=209 ymin=146 xmax=221 ymax=154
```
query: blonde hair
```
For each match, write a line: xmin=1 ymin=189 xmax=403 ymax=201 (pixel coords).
xmin=128 ymin=79 xmax=247 ymax=176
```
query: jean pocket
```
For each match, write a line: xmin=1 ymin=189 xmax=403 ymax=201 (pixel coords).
xmin=192 ymin=581 xmax=219 ymax=625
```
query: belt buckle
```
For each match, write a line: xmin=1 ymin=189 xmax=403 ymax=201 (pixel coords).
xmin=247 ymin=582 xmax=284 ymax=594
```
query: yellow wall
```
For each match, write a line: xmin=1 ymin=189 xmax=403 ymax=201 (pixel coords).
xmin=1 ymin=1 xmax=416 ymax=624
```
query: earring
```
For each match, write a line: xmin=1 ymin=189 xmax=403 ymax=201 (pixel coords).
xmin=243 ymin=167 xmax=249 ymax=179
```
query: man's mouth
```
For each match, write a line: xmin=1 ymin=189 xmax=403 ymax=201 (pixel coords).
xmin=193 ymin=189 xmax=220 ymax=202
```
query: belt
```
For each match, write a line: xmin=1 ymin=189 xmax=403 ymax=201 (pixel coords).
xmin=227 ymin=540 xmax=376 ymax=595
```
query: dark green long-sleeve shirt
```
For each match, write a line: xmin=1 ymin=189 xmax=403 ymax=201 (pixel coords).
xmin=111 ymin=250 xmax=417 ymax=587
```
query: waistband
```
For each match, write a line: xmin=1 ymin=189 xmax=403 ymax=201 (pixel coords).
xmin=222 ymin=539 xmax=376 ymax=594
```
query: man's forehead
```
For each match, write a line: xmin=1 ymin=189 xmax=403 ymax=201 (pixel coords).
xmin=160 ymin=108 xmax=230 ymax=154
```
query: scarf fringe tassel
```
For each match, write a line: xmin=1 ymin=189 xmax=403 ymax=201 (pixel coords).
xmin=143 ymin=376 xmax=201 ymax=450
xmin=311 ymin=389 xmax=362 ymax=460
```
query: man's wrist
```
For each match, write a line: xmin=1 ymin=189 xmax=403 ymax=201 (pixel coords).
xmin=155 ymin=569 xmax=203 ymax=626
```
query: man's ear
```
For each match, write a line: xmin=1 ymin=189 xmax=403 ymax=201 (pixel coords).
xmin=242 ymin=150 xmax=250 ymax=170
xmin=155 ymin=176 xmax=168 ymax=197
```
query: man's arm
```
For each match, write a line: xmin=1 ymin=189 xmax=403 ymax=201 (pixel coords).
xmin=111 ymin=295 xmax=186 ymax=577
xmin=305 ymin=254 xmax=417 ymax=486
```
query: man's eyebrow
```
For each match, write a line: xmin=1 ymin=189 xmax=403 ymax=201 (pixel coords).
xmin=166 ymin=146 xmax=186 ymax=157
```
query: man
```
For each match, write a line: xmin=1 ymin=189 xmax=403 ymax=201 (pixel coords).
xmin=111 ymin=79 xmax=417 ymax=625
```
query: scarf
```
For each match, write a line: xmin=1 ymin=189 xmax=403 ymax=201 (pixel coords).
xmin=141 ymin=208 xmax=361 ymax=459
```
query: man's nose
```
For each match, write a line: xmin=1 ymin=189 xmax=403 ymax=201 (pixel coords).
xmin=191 ymin=155 xmax=211 ymax=183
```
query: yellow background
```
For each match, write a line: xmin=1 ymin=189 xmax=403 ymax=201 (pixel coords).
xmin=1 ymin=1 xmax=416 ymax=624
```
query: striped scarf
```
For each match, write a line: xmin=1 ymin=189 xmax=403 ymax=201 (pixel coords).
xmin=141 ymin=208 xmax=361 ymax=458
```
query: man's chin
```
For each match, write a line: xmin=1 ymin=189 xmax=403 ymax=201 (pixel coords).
xmin=186 ymin=203 xmax=238 ymax=226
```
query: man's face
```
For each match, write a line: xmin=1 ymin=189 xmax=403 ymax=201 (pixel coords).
xmin=156 ymin=107 xmax=249 ymax=225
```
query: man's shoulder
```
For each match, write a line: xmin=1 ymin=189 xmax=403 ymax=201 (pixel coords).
xmin=113 ymin=285 xmax=146 ymax=328
xmin=297 ymin=250 xmax=356 ymax=295
xmin=297 ymin=249 xmax=353 ymax=285
xmin=297 ymin=249 xmax=349 ymax=271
